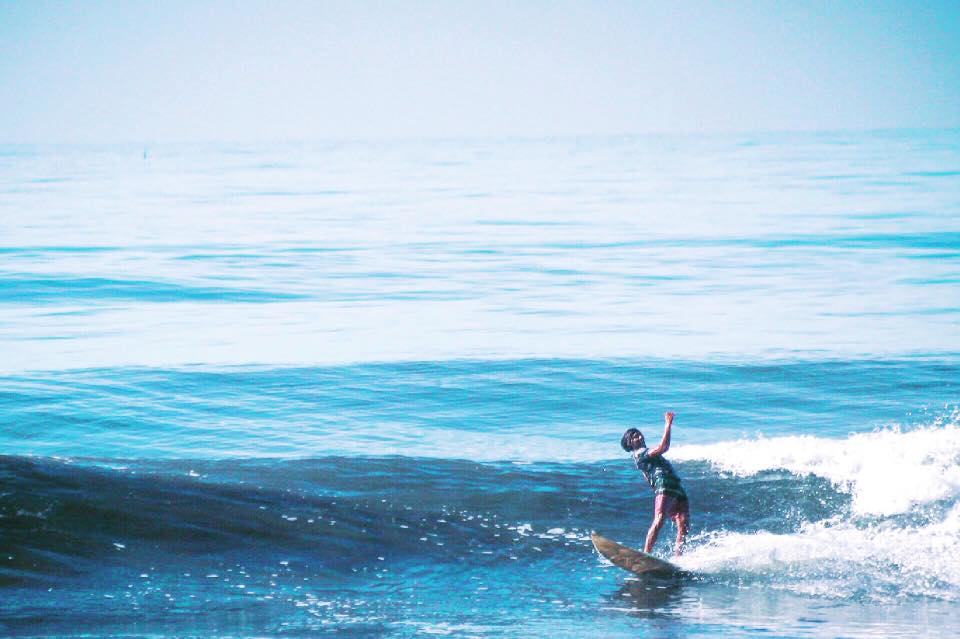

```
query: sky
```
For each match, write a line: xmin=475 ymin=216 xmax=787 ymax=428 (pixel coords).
xmin=1 ymin=0 xmax=959 ymax=143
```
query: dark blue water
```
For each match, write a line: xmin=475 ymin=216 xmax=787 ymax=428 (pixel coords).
xmin=2 ymin=131 xmax=960 ymax=637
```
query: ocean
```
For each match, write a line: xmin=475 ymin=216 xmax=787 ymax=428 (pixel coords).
xmin=1 ymin=130 xmax=959 ymax=637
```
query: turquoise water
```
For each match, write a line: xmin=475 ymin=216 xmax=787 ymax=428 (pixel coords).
xmin=1 ymin=131 xmax=960 ymax=637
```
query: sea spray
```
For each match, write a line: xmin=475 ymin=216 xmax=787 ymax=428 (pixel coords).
xmin=672 ymin=414 xmax=960 ymax=516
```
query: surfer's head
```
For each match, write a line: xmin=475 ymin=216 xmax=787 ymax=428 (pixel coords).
xmin=621 ymin=428 xmax=644 ymax=452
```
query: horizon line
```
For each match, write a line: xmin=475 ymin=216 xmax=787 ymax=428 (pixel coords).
xmin=3 ymin=125 xmax=959 ymax=148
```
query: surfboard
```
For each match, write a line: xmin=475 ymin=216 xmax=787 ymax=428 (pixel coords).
xmin=590 ymin=532 xmax=681 ymax=575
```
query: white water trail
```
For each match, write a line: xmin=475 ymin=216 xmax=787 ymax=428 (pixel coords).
xmin=675 ymin=503 xmax=960 ymax=601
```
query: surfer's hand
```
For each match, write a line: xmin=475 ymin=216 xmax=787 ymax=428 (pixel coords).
xmin=665 ymin=412 xmax=674 ymax=425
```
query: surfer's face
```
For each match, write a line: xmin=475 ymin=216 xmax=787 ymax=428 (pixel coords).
xmin=630 ymin=432 xmax=644 ymax=450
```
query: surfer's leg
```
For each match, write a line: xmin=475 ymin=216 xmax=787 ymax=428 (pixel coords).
xmin=670 ymin=497 xmax=690 ymax=556
xmin=644 ymin=493 xmax=670 ymax=553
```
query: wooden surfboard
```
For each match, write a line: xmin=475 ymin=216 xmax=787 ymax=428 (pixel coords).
xmin=590 ymin=532 xmax=681 ymax=575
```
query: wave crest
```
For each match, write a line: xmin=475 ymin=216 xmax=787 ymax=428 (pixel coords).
xmin=672 ymin=415 xmax=960 ymax=516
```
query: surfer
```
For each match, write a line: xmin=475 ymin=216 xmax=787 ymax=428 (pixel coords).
xmin=620 ymin=412 xmax=689 ymax=556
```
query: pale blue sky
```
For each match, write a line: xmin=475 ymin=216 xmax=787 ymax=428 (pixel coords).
xmin=2 ymin=0 xmax=959 ymax=142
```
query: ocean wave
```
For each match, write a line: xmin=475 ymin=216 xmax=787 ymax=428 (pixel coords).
xmin=672 ymin=413 xmax=960 ymax=516
xmin=0 ymin=454 xmax=832 ymax=582
xmin=0 ymin=455 xmax=593 ymax=586
xmin=676 ymin=504 xmax=960 ymax=602
xmin=3 ymin=436 xmax=958 ymax=603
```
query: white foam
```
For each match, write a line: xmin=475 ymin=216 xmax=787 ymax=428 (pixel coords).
xmin=676 ymin=503 xmax=960 ymax=601
xmin=672 ymin=414 xmax=960 ymax=516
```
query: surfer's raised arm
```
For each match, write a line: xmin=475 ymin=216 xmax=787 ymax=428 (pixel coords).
xmin=646 ymin=411 xmax=675 ymax=457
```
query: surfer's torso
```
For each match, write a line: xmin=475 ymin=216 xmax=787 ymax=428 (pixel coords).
xmin=632 ymin=447 xmax=686 ymax=498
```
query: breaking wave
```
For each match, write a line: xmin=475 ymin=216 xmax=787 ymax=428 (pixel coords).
xmin=673 ymin=412 xmax=960 ymax=516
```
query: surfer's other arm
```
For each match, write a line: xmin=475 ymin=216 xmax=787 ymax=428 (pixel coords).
xmin=646 ymin=411 xmax=674 ymax=457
